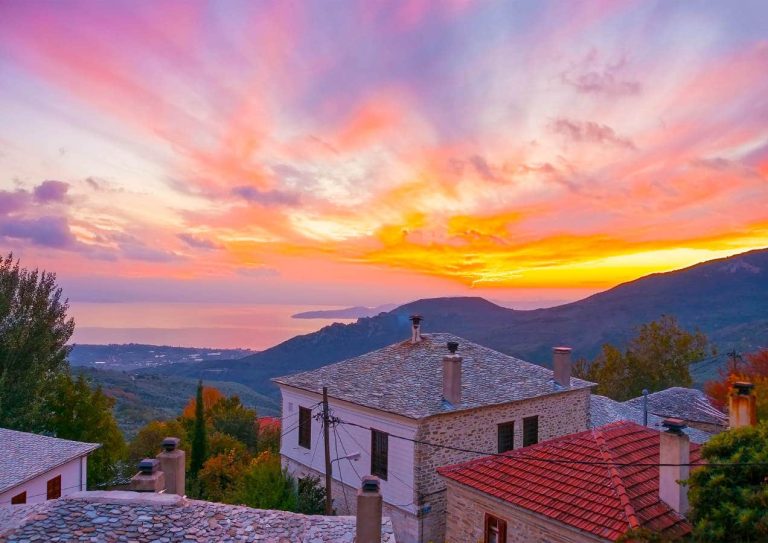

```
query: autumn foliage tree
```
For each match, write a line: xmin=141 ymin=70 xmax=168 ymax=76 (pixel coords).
xmin=574 ymin=315 xmax=711 ymax=401
xmin=182 ymin=386 xmax=224 ymax=419
xmin=705 ymin=349 xmax=768 ymax=421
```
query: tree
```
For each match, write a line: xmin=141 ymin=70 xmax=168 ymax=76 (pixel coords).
xmin=257 ymin=417 xmax=281 ymax=454
xmin=705 ymin=349 xmax=768 ymax=421
xmin=209 ymin=396 xmax=258 ymax=451
xmin=0 ymin=254 xmax=75 ymax=429
xmin=296 ymin=475 xmax=326 ymax=514
xmin=44 ymin=373 xmax=126 ymax=487
xmin=230 ymin=451 xmax=298 ymax=511
xmin=128 ymin=419 xmax=187 ymax=466
xmin=182 ymin=386 xmax=224 ymax=419
xmin=688 ymin=422 xmax=768 ymax=541
xmin=190 ymin=380 xmax=208 ymax=477
xmin=198 ymin=449 xmax=251 ymax=503
xmin=574 ymin=315 xmax=711 ymax=401
xmin=209 ymin=431 xmax=248 ymax=458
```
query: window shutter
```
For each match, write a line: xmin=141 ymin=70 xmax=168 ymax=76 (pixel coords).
xmin=498 ymin=518 xmax=508 ymax=542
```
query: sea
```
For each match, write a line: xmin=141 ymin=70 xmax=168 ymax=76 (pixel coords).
xmin=68 ymin=302 xmax=357 ymax=350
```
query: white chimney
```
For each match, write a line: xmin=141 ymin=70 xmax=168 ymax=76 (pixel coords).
xmin=729 ymin=381 xmax=757 ymax=429
xmin=443 ymin=341 xmax=462 ymax=405
xmin=157 ymin=437 xmax=185 ymax=496
xmin=356 ymin=475 xmax=383 ymax=543
xmin=409 ymin=315 xmax=423 ymax=343
xmin=659 ymin=418 xmax=690 ymax=515
xmin=553 ymin=347 xmax=572 ymax=388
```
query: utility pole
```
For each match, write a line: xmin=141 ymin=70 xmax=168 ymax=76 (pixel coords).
xmin=322 ymin=386 xmax=333 ymax=515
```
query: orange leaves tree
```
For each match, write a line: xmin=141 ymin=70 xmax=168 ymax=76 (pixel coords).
xmin=705 ymin=349 xmax=768 ymax=421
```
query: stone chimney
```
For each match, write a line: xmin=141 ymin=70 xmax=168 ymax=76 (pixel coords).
xmin=443 ymin=341 xmax=462 ymax=405
xmin=130 ymin=459 xmax=165 ymax=493
xmin=553 ymin=347 xmax=572 ymax=388
xmin=659 ymin=418 xmax=690 ymax=515
xmin=729 ymin=381 xmax=757 ymax=429
xmin=409 ymin=315 xmax=423 ymax=344
xmin=157 ymin=437 xmax=185 ymax=496
xmin=356 ymin=475 xmax=383 ymax=543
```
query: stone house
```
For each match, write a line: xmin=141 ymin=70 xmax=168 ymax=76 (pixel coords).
xmin=0 ymin=428 xmax=100 ymax=506
xmin=623 ymin=387 xmax=727 ymax=433
xmin=438 ymin=420 xmax=701 ymax=543
xmin=273 ymin=319 xmax=595 ymax=543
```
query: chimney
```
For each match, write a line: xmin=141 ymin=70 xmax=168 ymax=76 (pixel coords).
xmin=729 ymin=381 xmax=757 ymax=429
xmin=157 ymin=437 xmax=185 ymax=496
xmin=443 ymin=341 xmax=462 ymax=405
xmin=129 ymin=458 xmax=165 ymax=493
xmin=659 ymin=418 xmax=690 ymax=515
xmin=409 ymin=315 xmax=423 ymax=343
xmin=553 ymin=347 xmax=572 ymax=388
xmin=356 ymin=476 xmax=383 ymax=543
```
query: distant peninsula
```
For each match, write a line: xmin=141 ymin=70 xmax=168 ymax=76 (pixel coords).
xmin=292 ymin=304 xmax=397 ymax=319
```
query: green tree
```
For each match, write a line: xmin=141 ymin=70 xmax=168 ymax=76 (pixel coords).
xmin=688 ymin=422 xmax=768 ymax=542
xmin=208 ymin=396 xmax=258 ymax=451
xmin=229 ymin=451 xmax=298 ymax=511
xmin=44 ymin=373 xmax=127 ymax=487
xmin=296 ymin=475 xmax=326 ymax=514
xmin=574 ymin=315 xmax=710 ymax=400
xmin=127 ymin=419 xmax=187 ymax=466
xmin=190 ymin=380 xmax=208 ymax=477
xmin=0 ymin=254 xmax=75 ymax=429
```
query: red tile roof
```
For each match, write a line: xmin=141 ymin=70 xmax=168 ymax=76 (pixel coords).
xmin=437 ymin=421 xmax=701 ymax=541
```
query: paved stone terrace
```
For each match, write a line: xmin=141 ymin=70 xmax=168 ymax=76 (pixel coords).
xmin=0 ymin=491 xmax=396 ymax=543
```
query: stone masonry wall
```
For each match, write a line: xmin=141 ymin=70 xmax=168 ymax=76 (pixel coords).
xmin=283 ymin=456 xmax=420 ymax=543
xmin=415 ymin=388 xmax=591 ymax=543
xmin=444 ymin=480 xmax=608 ymax=543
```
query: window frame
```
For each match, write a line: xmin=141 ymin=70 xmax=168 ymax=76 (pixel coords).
xmin=298 ymin=406 xmax=312 ymax=449
xmin=484 ymin=513 xmax=507 ymax=543
xmin=523 ymin=415 xmax=539 ymax=447
xmin=47 ymin=475 xmax=62 ymax=500
xmin=497 ymin=421 xmax=515 ymax=453
xmin=370 ymin=429 xmax=389 ymax=480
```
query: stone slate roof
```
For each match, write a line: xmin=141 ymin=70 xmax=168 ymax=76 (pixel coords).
xmin=0 ymin=491 xmax=396 ymax=542
xmin=590 ymin=395 xmax=712 ymax=444
xmin=273 ymin=332 xmax=595 ymax=419
xmin=438 ymin=421 xmax=701 ymax=542
xmin=623 ymin=387 xmax=727 ymax=427
xmin=0 ymin=428 xmax=100 ymax=495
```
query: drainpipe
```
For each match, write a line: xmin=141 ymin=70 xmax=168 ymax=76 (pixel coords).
xmin=642 ymin=389 xmax=649 ymax=427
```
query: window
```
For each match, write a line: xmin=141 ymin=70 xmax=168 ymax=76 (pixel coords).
xmin=484 ymin=513 xmax=507 ymax=543
xmin=523 ymin=415 xmax=539 ymax=447
xmin=497 ymin=421 xmax=514 ymax=453
xmin=298 ymin=406 xmax=312 ymax=449
xmin=47 ymin=475 xmax=61 ymax=500
xmin=11 ymin=491 xmax=26 ymax=505
xmin=371 ymin=429 xmax=388 ymax=480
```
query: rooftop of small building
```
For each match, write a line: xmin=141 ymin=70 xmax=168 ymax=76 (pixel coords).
xmin=0 ymin=427 xmax=100 ymax=495
xmin=273 ymin=332 xmax=595 ymax=419
xmin=0 ymin=491 xmax=396 ymax=543
xmin=623 ymin=387 xmax=727 ymax=427
xmin=439 ymin=421 xmax=702 ymax=541
xmin=590 ymin=395 xmax=713 ymax=443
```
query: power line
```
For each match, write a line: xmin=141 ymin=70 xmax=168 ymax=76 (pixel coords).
xmin=336 ymin=419 xmax=768 ymax=468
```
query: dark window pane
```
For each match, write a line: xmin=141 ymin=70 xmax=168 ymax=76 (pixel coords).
xmin=11 ymin=492 xmax=26 ymax=504
xmin=298 ymin=406 xmax=312 ymax=449
xmin=47 ymin=475 xmax=61 ymax=500
xmin=371 ymin=429 xmax=388 ymax=480
xmin=497 ymin=421 xmax=514 ymax=453
xmin=523 ymin=416 xmax=539 ymax=447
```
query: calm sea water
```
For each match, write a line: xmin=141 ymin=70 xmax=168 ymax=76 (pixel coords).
xmin=68 ymin=302 xmax=356 ymax=350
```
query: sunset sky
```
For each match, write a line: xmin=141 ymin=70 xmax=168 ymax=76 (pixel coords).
xmin=1 ymin=0 xmax=767 ymax=318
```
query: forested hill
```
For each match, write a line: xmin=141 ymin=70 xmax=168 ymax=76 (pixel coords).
xmin=147 ymin=248 xmax=768 ymax=395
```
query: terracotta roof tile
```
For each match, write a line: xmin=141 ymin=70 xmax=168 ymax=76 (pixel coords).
xmin=438 ymin=421 xmax=701 ymax=542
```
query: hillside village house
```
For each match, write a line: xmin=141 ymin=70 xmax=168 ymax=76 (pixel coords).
xmin=274 ymin=317 xmax=595 ymax=543
xmin=1 ymin=437 xmax=396 ymax=542
xmin=0 ymin=428 xmax=100 ymax=506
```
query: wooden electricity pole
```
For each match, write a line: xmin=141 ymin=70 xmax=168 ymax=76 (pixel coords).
xmin=322 ymin=386 xmax=333 ymax=514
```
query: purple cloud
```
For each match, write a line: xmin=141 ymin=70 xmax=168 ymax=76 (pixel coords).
xmin=551 ymin=118 xmax=636 ymax=149
xmin=562 ymin=54 xmax=641 ymax=97
xmin=232 ymin=185 xmax=300 ymax=206
xmin=0 ymin=190 xmax=30 ymax=215
xmin=0 ymin=215 xmax=76 ymax=248
xmin=177 ymin=233 xmax=222 ymax=250
xmin=33 ymin=180 xmax=70 ymax=203
xmin=120 ymin=242 xmax=182 ymax=262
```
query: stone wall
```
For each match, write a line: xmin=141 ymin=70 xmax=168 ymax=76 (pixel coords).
xmin=415 ymin=388 xmax=591 ymax=543
xmin=443 ymin=480 xmax=607 ymax=543
xmin=283 ymin=456 xmax=420 ymax=543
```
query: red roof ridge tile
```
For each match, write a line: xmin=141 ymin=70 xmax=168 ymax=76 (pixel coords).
xmin=593 ymin=427 xmax=640 ymax=530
